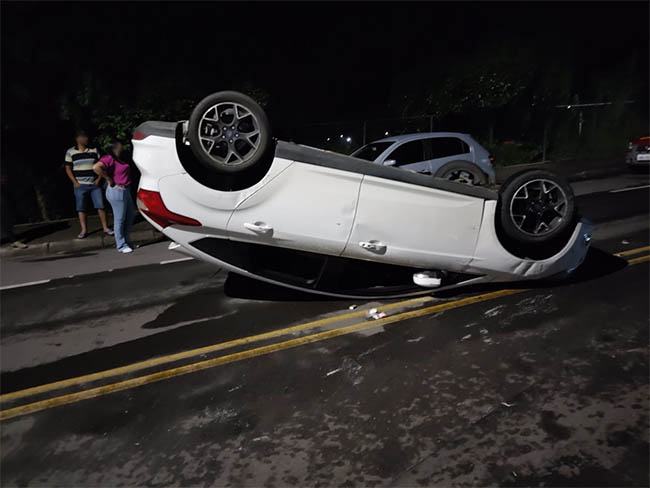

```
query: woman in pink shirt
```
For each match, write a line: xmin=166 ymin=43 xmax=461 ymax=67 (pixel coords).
xmin=93 ymin=141 xmax=135 ymax=253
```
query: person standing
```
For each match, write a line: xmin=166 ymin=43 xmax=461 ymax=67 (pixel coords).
xmin=64 ymin=130 xmax=113 ymax=238
xmin=93 ymin=141 xmax=135 ymax=253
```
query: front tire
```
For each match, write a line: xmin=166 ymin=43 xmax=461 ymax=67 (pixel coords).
xmin=187 ymin=91 xmax=272 ymax=173
xmin=498 ymin=169 xmax=576 ymax=247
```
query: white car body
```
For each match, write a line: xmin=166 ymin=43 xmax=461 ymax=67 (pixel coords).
xmin=133 ymin=121 xmax=592 ymax=298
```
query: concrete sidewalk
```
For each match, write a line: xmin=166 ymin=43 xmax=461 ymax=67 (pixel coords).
xmin=1 ymin=214 xmax=163 ymax=257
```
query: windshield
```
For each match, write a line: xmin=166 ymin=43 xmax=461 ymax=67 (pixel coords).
xmin=351 ymin=141 xmax=394 ymax=161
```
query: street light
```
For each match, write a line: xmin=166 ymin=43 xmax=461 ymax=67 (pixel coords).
xmin=346 ymin=137 xmax=351 ymax=143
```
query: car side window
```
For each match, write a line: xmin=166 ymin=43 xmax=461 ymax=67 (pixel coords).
xmin=429 ymin=137 xmax=470 ymax=159
xmin=386 ymin=140 xmax=426 ymax=167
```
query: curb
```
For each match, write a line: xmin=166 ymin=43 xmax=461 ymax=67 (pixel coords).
xmin=0 ymin=229 xmax=164 ymax=258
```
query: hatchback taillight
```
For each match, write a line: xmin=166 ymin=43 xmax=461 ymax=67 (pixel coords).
xmin=132 ymin=132 xmax=148 ymax=140
xmin=136 ymin=189 xmax=201 ymax=229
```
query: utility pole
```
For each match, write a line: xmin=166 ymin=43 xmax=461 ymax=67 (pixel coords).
xmin=362 ymin=120 xmax=367 ymax=145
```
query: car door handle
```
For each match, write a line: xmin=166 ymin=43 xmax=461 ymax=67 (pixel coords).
xmin=244 ymin=222 xmax=273 ymax=234
xmin=359 ymin=240 xmax=386 ymax=253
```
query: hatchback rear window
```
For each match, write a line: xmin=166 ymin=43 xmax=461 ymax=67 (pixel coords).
xmin=429 ymin=137 xmax=470 ymax=159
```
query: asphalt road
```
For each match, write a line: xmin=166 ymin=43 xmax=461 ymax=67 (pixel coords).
xmin=1 ymin=174 xmax=648 ymax=487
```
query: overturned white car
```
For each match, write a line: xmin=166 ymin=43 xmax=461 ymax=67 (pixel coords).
xmin=133 ymin=91 xmax=591 ymax=298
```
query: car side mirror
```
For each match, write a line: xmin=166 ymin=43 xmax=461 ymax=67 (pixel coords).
xmin=384 ymin=159 xmax=397 ymax=166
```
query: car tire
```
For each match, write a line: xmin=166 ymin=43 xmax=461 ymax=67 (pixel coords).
xmin=187 ymin=91 xmax=272 ymax=173
xmin=434 ymin=160 xmax=487 ymax=186
xmin=498 ymin=169 xmax=576 ymax=247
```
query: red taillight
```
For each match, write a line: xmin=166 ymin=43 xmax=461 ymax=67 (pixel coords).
xmin=488 ymin=156 xmax=495 ymax=164
xmin=136 ymin=189 xmax=201 ymax=229
xmin=132 ymin=132 xmax=148 ymax=140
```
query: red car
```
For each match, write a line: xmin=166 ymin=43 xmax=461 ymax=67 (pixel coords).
xmin=626 ymin=135 xmax=650 ymax=169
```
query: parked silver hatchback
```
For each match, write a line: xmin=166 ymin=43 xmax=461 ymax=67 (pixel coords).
xmin=352 ymin=132 xmax=495 ymax=185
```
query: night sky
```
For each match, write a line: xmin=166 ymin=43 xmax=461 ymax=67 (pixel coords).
xmin=1 ymin=1 xmax=648 ymax=222
xmin=3 ymin=1 xmax=647 ymax=132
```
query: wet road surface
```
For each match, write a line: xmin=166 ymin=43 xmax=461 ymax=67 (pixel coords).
xmin=1 ymin=178 xmax=648 ymax=486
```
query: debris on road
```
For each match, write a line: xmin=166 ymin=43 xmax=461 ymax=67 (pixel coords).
xmin=484 ymin=305 xmax=505 ymax=318
xmin=326 ymin=368 xmax=343 ymax=377
xmin=366 ymin=308 xmax=378 ymax=317
xmin=252 ymin=436 xmax=271 ymax=442
xmin=407 ymin=336 xmax=424 ymax=343
xmin=479 ymin=328 xmax=489 ymax=335
xmin=622 ymin=239 xmax=630 ymax=244
xmin=371 ymin=311 xmax=388 ymax=320
xmin=501 ymin=401 xmax=515 ymax=407
xmin=461 ymin=334 xmax=472 ymax=341
xmin=349 ymin=304 xmax=358 ymax=310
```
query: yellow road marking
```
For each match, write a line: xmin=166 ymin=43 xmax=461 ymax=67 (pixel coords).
xmin=0 ymin=289 xmax=521 ymax=421
xmin=628 ymin=254 xmax=650 ymax=265
xmin=615 ymin=245 xmax=650 ymax=257
xmin=0 ymin=296 xmax=434 ymax=403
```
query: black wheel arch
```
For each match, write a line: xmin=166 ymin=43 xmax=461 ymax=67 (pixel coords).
xmin=434 ymin=159 xmax=489 ymax=185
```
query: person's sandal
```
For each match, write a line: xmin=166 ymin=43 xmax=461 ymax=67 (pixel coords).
xmin=104 ymin=229 xmax=115 ymax=236
xmin=77 ymin=232 xmax=87 ymax=239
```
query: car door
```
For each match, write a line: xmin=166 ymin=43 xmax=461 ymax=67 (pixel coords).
xmin=227 ymin=161 xmax=363 ymax=256
xmin=383 ymin=139 xmax=429 ymax=173
xmin=341 ymin=175 xmax=484 ymax=271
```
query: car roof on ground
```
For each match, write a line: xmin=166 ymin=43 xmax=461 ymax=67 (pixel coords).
xmin=372 ymin=132 xmax=470 ymax=144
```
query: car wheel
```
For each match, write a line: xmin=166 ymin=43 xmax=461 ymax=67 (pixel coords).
xmin=498 ymin=169 xmax=576 ymax=247
xmin=187 ymin=91 xmax=272 ymax=173
xmin=435 ymin=161 xmax=487 ymax=186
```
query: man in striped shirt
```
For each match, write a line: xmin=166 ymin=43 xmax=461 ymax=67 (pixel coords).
xmin=65 ymin=130 xmax=113 ymax=239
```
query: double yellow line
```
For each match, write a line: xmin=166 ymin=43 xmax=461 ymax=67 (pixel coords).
xmin=615 ymin=245 xmax=650 ymax=265
xmin=0 ymin=290 xmax=519 ymax=420
xmin=1 ymin=244 xmax=648 ymax=421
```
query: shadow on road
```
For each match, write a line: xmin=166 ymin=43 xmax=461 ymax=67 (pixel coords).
xmin=224 ymin=247 xmax=627 ymax=302
xmin=224 ymin=272 xmax=342 ymax=302
xmin=222 ymin=247 xmax=626 ymax=302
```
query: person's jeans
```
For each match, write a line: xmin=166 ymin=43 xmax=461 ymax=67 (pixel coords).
xmin=74 ymin=184 xmax=104 ymax=212
xmin=106 ymin=185 xmax=135 ymax=251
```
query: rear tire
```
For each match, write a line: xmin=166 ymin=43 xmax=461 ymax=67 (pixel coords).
xmin=435 ymin=160 xmax=487 ymax=186
xmin=498 ymin=169 xmax=576 ymax=248
xmin=187 ymin=91 xmax=272 ymax=174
